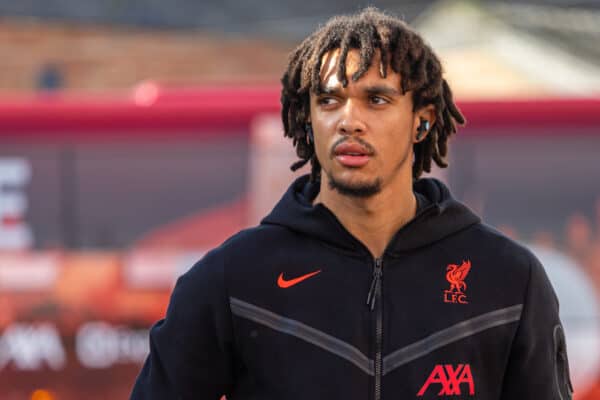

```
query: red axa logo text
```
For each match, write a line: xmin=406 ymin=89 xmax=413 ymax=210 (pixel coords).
xmin=417 ymin=364 xmax=475 ymax=396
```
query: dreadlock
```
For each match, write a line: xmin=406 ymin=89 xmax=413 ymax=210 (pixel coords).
xmin=280 ymin=7 xmax=465 ymax=181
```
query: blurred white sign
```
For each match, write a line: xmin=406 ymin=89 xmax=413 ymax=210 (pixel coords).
xmin=123 ymin=250 xmax=207 ymax=289
xmin=0 ymin=158 xmax=33 ymax=250
xmin=0 ymin=323 xmax=66 ymax=371
xmin=0 ymin=252 xmax=59 ymax=291
xmin=75 ymin=322 xmax=148 ymax=369
xmin=0 ymin=321 xmax=150 ymax=371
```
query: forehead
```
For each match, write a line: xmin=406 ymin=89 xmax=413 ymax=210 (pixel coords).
xmin=319 ymin=48 xmax=401 ymax=89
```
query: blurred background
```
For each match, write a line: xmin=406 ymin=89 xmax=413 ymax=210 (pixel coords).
xmin=0 ymin=0 xmax=599 ymax=398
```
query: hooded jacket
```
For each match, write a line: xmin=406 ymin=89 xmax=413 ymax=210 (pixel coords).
xmin=131 ymin=175 xmax=572 ymax=400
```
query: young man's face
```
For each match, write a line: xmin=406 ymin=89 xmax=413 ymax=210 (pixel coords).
xmin=309 ymin=48 xmax=430 ymax=197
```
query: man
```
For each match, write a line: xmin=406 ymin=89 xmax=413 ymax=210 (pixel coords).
xmin=131 ymin=8 xmax=572 ymax=399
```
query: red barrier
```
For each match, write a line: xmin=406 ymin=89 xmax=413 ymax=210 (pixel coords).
xmin=0 ymin=84 xmax=598 ymax=138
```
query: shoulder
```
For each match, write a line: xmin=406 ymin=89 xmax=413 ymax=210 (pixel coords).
xmin=468 ymin=223 xmax=539 ymax=266
xmin=443 ymin=222 xmax=544 ymax=286
xmin=215 ymin=223 xmax=299 ymax=259
xmin=183 ymin=223 xmax=298 ymax=278
xmin=463 ymin=227 xmax=560 ymax=316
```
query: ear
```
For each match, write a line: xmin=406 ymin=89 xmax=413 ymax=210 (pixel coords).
xmin=413 ymin=104 xmax=436 ymax=143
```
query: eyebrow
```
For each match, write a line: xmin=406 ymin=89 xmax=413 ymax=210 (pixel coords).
xmin=319 ymin=84 xmax=401 ymax=97
xmin=363 ymin=85 xmax=401 ymax=97
xmin=320 ymin=85 xmax=342 ymax=95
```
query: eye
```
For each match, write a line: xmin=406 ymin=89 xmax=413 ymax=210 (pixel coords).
xmin=317 ymin=96 xmax=338 ymax=106
xmin=369 ymin=95 xmax=388 ymax=105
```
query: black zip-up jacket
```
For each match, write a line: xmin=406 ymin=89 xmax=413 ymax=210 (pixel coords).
xmin=131 ymin=175 xmax=573 ymax=399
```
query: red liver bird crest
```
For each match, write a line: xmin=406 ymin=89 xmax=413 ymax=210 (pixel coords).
xmin=446 ymin=260 xmax=471 ymax=293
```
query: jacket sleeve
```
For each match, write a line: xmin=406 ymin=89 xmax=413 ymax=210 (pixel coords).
xmin=130 ymin=249 xmax=235 ymax=399
xmin=500 ymin=255 xmax=573 ymax=400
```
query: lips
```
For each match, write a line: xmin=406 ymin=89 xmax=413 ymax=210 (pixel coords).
xmin=333 ymin=142 xmax=372 ymax=167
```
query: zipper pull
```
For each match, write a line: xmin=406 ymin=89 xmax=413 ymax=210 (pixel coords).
xmin=367 ymin=258 xmax=383 ymax=311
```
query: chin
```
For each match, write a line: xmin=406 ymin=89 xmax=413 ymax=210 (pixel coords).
xmin=326 ymin=170 xmax=382 ymax=198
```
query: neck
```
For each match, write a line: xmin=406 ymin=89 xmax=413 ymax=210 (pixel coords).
xmin=314 ymin=173 xmax=417 ymax=259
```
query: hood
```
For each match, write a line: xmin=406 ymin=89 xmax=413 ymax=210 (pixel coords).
xmin=261 ymin=175 xmax=481 ymax=256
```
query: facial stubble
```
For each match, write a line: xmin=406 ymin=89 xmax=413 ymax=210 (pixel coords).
xmin=325 ymin=136 xmax=382 ymax=198
xmin=324 ymin=134 xmax=414 ymax=199
xmin=326 ymin=171 xmax=382 ymax=198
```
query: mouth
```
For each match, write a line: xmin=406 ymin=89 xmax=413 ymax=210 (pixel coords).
xmin=333 ymin=142 xmax=372 ymax=168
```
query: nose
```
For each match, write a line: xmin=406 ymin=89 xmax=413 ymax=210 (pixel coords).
xmin=337 ymin=101 xmax=366 ymax=136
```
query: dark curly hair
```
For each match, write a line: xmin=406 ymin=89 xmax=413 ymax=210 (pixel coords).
xmin=280 ymin=7 xmax=465 ymax=182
